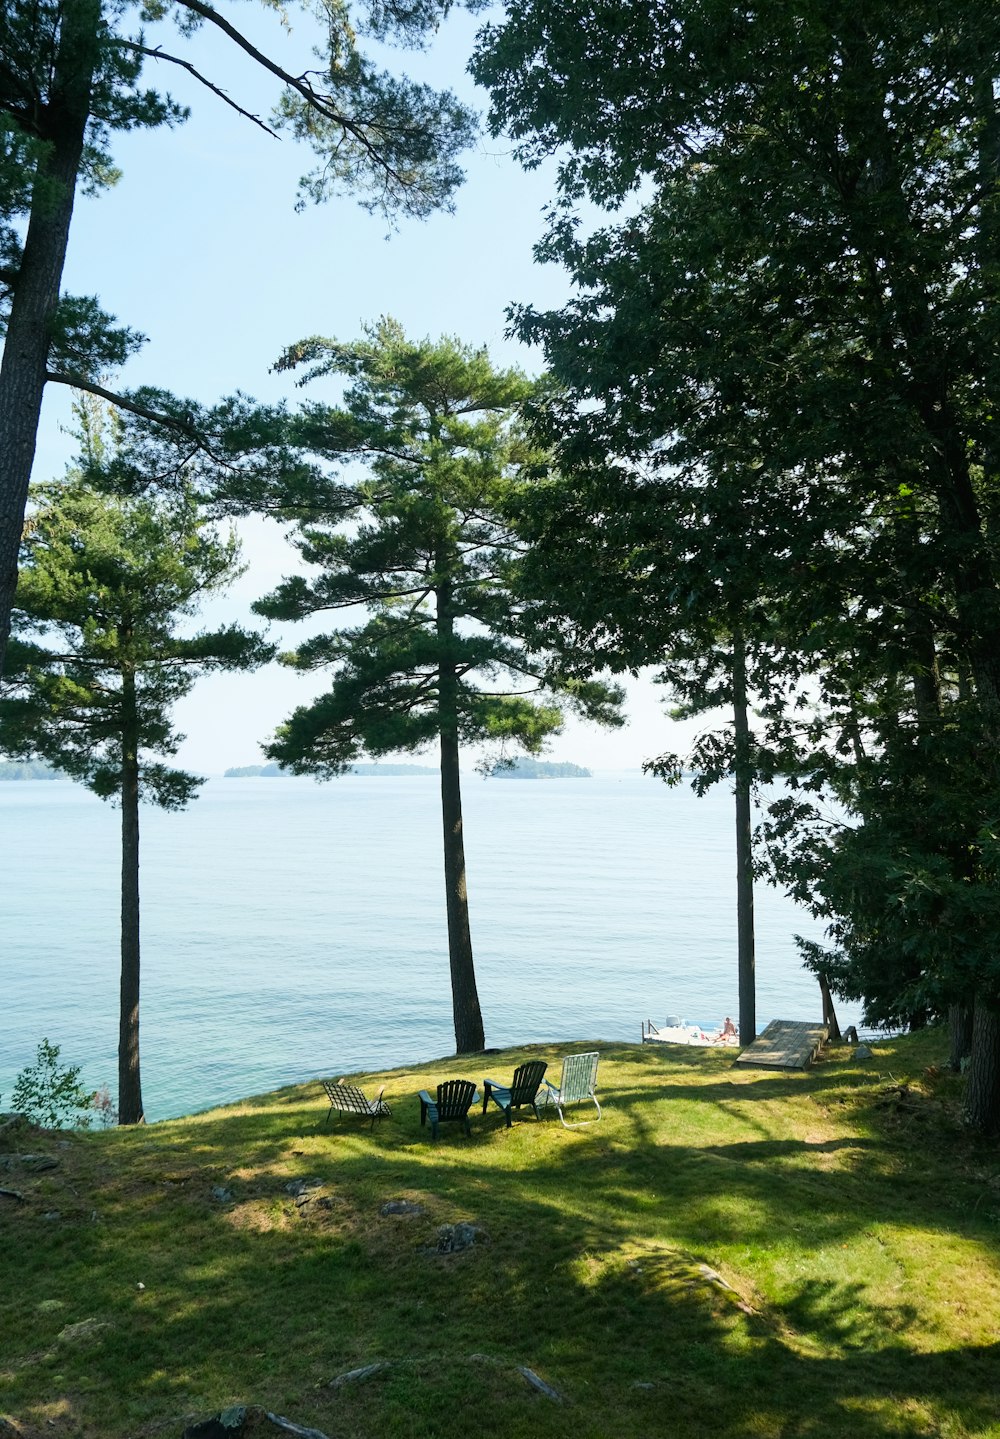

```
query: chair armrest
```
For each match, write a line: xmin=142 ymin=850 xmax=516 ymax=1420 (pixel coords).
xmin=418 ymin=1090 xmax=433 ymax=1105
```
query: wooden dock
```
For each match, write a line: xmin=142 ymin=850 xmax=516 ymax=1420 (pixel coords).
xmin=734 ymin=1019 xmax=829 ymax=1071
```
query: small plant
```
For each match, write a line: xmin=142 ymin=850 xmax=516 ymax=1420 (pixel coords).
xmin=11 ymin=1039 xmax=95 ymax=1129
xmin=89 ymin=1084 xmax=118 ymax=1127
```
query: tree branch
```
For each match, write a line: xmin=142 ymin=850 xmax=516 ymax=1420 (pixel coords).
xmin=173 ymin=0 xmax=418 ymax=177
xmin=113 ymin=40 xmax=280 ymax=138
xmin=46 ymin=370 xmax=203 ymax=441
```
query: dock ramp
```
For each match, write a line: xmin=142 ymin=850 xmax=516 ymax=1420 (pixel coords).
xmin=734 ymin=1019 xmax=828 ymax=1071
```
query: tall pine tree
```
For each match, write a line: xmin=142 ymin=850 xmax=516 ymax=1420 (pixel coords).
xmin=0 ymin=468 xmax=272 ymax=1122
xmin=257 ymin=321 xmax=622 ymax=1053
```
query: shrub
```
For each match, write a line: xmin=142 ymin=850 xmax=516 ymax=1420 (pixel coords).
xmin=11 ymin=1039 xmax=96 ymax=1129
xmin=89 ymin=1084 xmax=118 ymax=1127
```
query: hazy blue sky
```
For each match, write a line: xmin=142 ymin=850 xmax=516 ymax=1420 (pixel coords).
xmin=32 ymin=5 xmax=717 ymax=776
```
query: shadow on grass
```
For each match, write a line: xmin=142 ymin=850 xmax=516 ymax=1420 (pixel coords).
xmin=3 ymin=1035 xmax=998 ymax=1437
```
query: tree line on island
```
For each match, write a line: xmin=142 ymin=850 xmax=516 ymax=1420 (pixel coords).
xmin=222 ymin=758 xmax=590 ymax=778
xmin=3 ymin=2 xmax=1000 ymax=1133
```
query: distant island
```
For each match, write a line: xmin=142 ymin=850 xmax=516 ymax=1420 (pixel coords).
xmin=224 ymin=762 xmax=438 ymax=777
xmin=490 ymin=758 xmax=591 ymax=779
xmin=0 ymin=759 xmax=58 ymax=780
xmin=223 ymin=758 xmax=590 ymax=779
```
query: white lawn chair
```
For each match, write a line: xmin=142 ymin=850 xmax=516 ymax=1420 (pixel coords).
xmin=541 ymin=1051 xmax=601 ymax=1128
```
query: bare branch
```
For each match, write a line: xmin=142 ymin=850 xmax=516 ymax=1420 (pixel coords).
xmin=173 ymin=0 xmax=418 ymax=184
xmin=113 ymin=39 xmax=280 ymax=138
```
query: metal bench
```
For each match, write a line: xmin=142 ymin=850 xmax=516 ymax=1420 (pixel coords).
xmin=321 ymin=1078 xmax=391 ymax=1130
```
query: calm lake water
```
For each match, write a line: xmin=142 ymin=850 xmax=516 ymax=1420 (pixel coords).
xmin=1 ymin=773 xmax=862 ymax=1121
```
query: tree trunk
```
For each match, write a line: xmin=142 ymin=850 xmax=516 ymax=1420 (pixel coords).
xmin=964 ymin=995 xmax=1000 ymax=1136
xmin=818 ymin=972 xmax=842 ymax=1042
xmin=118 ymin=670 xmax=144 ymax=1124
xmin=948 ymin=1002 xmax=974 ymax=1072
xmin=436 ymin=583 xmax=485 ymax=1054
xmin=0 ymin=0 xmax=102 ymax=676
xmin=732 ymin=630 xmax=756 ymax=1044
xmin=0 ymin=1 xmax=101 ymax=673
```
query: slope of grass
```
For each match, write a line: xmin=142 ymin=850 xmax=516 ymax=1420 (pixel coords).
xmin=2 ymin=1031 xmax=999 ymax=1438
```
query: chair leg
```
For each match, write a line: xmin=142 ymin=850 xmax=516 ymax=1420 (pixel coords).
xmin=557 ymin=1098 xmax=601 ymax=1128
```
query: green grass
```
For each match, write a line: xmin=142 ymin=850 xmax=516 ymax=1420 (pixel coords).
xmin=2 ymin=1032 xmax=1000 ymax=1438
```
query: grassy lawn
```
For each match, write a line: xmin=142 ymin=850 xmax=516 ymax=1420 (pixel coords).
xmin=2 ymin=1030 xmax=999 ymax=1438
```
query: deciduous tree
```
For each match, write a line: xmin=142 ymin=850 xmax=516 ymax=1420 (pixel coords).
xmin=474 ymin=1 xmax=1000 ymax=1126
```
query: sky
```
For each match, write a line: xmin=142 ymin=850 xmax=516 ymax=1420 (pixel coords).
xmin=29 ymin=3 xmax=719 ymax=777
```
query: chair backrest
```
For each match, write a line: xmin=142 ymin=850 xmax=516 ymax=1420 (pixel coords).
xmin=323 ymin=1080 xmax=372 ymax=1115
xmin=559 ymin=1052 xmax=599 ymax=1103
xmin=510 ymin=1060 xmax=547 ymax=1103
xmin=436 ymin=1079 xmax=477 ymax=1119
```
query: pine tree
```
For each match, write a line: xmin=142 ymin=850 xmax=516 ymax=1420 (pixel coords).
xmin=0 ymin=468 xmax=272 ymax=1122
xmin=0 ymin=0 xmax=481 ymax=672
xmin=257 ymin=320 xmax=622 ymax=1052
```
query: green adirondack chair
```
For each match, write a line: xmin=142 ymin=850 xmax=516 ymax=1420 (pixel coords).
xmin=482 ymin=1060 xmax=548 ymax=1127
xmin=418 ymin=1079 xmax=479 ymax=1140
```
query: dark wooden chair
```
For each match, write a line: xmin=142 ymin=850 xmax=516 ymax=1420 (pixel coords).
xmin=321 ymin=1078 xmax=390 ymax=1130
xmin=418 ymin=1079 xmax=479 ymax=1140
xmin=482 ymin=1060 xmax=548 ymax=1127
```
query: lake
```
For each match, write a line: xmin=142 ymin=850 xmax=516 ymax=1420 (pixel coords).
xmin=0 ymin=772 xmax=861 ymax=1121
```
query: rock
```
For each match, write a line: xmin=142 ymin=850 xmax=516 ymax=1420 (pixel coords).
xmin=285 ymin=1178 xmax=323 ymax=1198
xmin=517 ymin=1367 xmax=563 ymax=1403
xmin=183 ymin=1405 xmax=246 ymax=1438
xmin=434 ymin=1222 xmax=483 ymax=1254
xmin=0 ymin=1113 xmax=31 ymax=1146
xmin=380 ymin=1200 xmax=423 ymax=1218
xmin=210 ymin=1186 xmax=233 ymax=1204
xmin=0 ymin=1189 xmax=24 ymax=1204
xmin=855 ymin=1044 xmax=874 ymax=1060
xmin=57 ymin=1318 xmax=112 ymax=1345
xmin=42 ymin=1211 xmax=61 ymax=1221
xmin=0 ymin=1153 xmax=58 ymax=1172
xmin=631 ymin=1382 xmax=655 ymax=1391
xmin=184 ymin=1408 xmax=333 ymax=1439
xmin=327 ymin=1362 xmax=389 ymax=1389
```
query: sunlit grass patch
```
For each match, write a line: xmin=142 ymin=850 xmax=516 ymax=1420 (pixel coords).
xmin=1 ymin=1030 xmax=999 ymax=1438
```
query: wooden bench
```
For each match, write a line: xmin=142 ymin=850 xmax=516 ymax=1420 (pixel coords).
xmin=321 ymin=1079 xmax=391 ymax=1130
